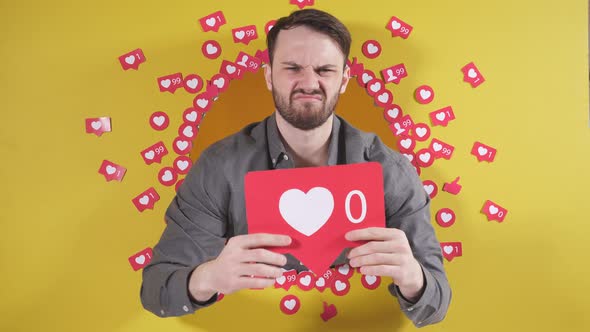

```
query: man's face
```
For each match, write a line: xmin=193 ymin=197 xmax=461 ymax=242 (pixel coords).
xmin=264 ymin=25 xmax=350 ymax=130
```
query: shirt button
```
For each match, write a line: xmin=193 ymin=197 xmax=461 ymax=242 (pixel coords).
xmin=183 ymin=305 xmax=189 ymax=312
xmin=160 ymin=310 xmax=165 ymax=316
xmin=408 ymin=307 xmax=414 ymax=312
xmin=418 ymin=321 xmax=423 ymax=325
xmin=283 ymin=154 xmax=289 ymax=160
xmin=272 ymin=158 xmax=276 ymax=164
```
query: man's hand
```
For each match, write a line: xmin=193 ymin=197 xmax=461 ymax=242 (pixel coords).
xmin=188 ymin=233 xmax=291 ymax=302
xmin=345 ymin=227 xmax=424 ymax=302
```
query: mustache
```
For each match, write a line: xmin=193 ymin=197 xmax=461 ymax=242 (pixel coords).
xmin=290 ymin=89 xmax=325 ymax=98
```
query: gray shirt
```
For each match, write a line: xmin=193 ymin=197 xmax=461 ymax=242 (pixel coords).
xmin=140 ymin=113 xmax=451 ymax=327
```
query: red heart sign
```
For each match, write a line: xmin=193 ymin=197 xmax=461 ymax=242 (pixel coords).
xmin=245 ymin=162 xmax=385 ymax=274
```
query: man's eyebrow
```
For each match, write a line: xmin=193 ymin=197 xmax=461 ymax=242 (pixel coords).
xmin=280 ymin=61 xmax=339 ymax=69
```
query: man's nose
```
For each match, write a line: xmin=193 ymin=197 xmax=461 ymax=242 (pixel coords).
xmin=297 ymin=67 xmax=320 ymax=91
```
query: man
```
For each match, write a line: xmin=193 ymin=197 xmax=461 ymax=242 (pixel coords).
xmin=141 ymin=8 xmax=451 ymax=327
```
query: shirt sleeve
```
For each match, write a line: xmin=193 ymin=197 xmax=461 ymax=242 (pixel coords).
xmin=140 ymin=149 xmax=229 ymax=317
xmin=373 ymin=139 xmax=452 ymax=327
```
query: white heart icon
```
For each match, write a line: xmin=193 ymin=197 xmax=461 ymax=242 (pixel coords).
xmin=91 ymin=121 xmax=102 ymax=130
xmin=387 ymin=108 xmax=399 ymax=119
xmin=419 ymin=152 xmax=431 ymax=163
xmin=419 ymin=89 xmax=431 ymax=100
xmin=139 ymin=195 xmax=149 ymax=205
xmin=213 ymin=78 xmax=225 ymax=89
xmin=183 ymin=126 xmax=193 ymax=138
xmin=443 ymin=246 xmax=453 ymax=254
xmin=441 ymin=213 xmax=452 ymax=223
xmin=300 ymin=275 xmax=311 ymax=286
xmin=144 ymin=151 xmax=155 ymax=160
xmin=432 ymin=143 xmax=442 ymax=152
xmin=370 ymin=82 xmax=381 ymax=92
xmin=226 ymin=65 xmax=236 ymax=74
xmin=153 ymin=116 xmax=165 ymax=126
xmin=489 ymin=205 xmax=499 ymax=215
xmin=185 ymin=111 xmax=197 ymax=122
xmin=315 ymin=277 xmax=325 ymax=287
xmin=362 ymin=73 xmax=372 ymax=84
xmin=478 ymin=147 xmax=488 ymax=156
xmin=125 ymin=55 xmax=135 ymax=65
xmin=279 ymin=187 xmax=334 ymax=236
xmin=206 ymin=18 xmax=216 ymax=27
xmin=338 ymin=264 xmax=350 ymax=275
xmin=335 ymin=280 xmax=346 ymax=292
xmin=415 ymin=127 xmax=427 ymax=137
xmin=196 ymin=99 xmax=209 ymax=109
xmin=177 ymin=140 xmax=188 ymax=151
xmin=401 ymin=139 xmax=412 ymax=149
xmin=106 ymin=165 xmax=116 ymax=175
xmin=367 ymin=44 xmax=378 ymax=54
xmin=365 ymin=275 xmax=377 ymax=285
xmin=284 ymin=299 xmax=296 ymax=310
xmin=403 ymin=153 xmax=413 ymax=162
xmin=177 ymin=160 xmax=189 ymax=171
xmin=391 ymin=20 xmax=401 ymax=30
xmin=206 ymin=43 xmax=218 ymax=55
xmin=276 ymin=275 xmax=286 ymax=285
xmin=162 ymin=170 xmax=173 ymax=182
xmin=160 ymin=79 xmax=171 ymax=88
xmin=377 ymin=92 xmax=389 ymax=103
xmin=436 ymin=112 xmax=446 ymax=121
xmin=135 ymin=255 xmax=146 ymax=265
xmin=235 ymin=31 xmax=245 ymax=40
xmin=468 ymin=68 xmax=477 ymax=78
xmin=424 ymin=185 xmax=434 ymax=195
xmin=187 ymin=79 xmax=199 ymax=89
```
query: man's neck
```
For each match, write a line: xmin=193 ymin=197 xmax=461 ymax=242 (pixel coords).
xmin=275 ymin=111 xmax=333 ymax=167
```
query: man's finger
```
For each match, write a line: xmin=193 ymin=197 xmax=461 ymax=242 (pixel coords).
xmin=347 ymin=241 xmax=396 ymax=258
xmin=244 ymin=249 xmax=287 ymax=267
xmin=235 ymin=233 xmax=292 ymax=249
xmin=345 ymin=227 xmax=398 ymax=242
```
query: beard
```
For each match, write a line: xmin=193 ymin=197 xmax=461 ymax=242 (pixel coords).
xmin=272 ymin=86 xmax=340 ymax=131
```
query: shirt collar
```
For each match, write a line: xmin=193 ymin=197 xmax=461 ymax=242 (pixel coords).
xmin=266 ymin=112 xmax=341 ymax=167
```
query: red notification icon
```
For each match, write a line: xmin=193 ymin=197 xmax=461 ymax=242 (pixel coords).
xmin=173 ymin=136 xmax=192 ymax=155
xmin=330 ymin=277 xmax=350 ymax=296
xmin=279 ymin=295 xmax=301 ymax=315
xmin=362 ymin=40 xmax=382 ymax=59
xmin=436 ymin=208 xmax=456 ymax=227
xmin=220 ymin=60 xmax=244 ymax=80
xmin=174 ymin=156 xmax=192 ymax=175
xmin=157 ymin=72 xmax=183 ymax=94
xmin=232 ymin=25 xmax=258 ymax=45
xmin=356 ymin=69 xmax=376 ymax=87
xmin=482 ymin=200 xmax=508 ymax=222
xmin=264 ymin=20 xmax=276 ymax=35
xmin=290 ymin=0 xmax=314 ymax=9
xmin=141 ymin=141 xmax=168 ymax=165
xmin=381 ymin=63 xmax=407 ymax=84
xmin=158 ymin=167 xmax=178 ymax=187
xmin=383 ymin=104 xmax=403 ymax=123
xmin=422 ymin=180 xmax=438 ymax=199
xmin=366 ymin=78 xmax=385 ymax=97
xmin=402 ymin=152 xmax=416 ymax=166
xmin=255 ymin=49 xmax=270 ymax=66
xmin=85 ymin=117 xmax=111 ymax=136
xmin=389 ymin=114 xmax=414 ymax=137
xmin=429 ymin=138 xmax=455 ymax=160
xmin=118 ymin=48 xmax=146 ymax=70
xmin=397 ymin=135 xmax=415 ymax=152
xmin=440 ymin=242 xmax=462 ymax=262
xmin=335 ymin=263 xmax=354 ymax=280
xmin=296 ymin=271 xmax=316 ymax=291
xmin=411 ymin=123 xmax=431 ymax=141
xmin=183 ymin=74 xmax=203 ymax=94
xmin=132 ymin=187 xmax=160 ymax=212
xmin=275 ymin=269 xmax=297 ymax=291
xmin=209 ymin=73 xmax=230 ymax=94
xmin=315 ymin=268 xmax=336 ymax=292
xmin=386 ymin=16 xmax=413 ymax=39
xmin=471 ymin=142 xmax=497 ymax=162
xmin=415 ymin=148 xmax=435 ymax=168
xmin=415 ymin=85 xmax=434 ymax=104
xmin=235 ymin=51 xmax=262 ymax=73
xmin=98 ymin=160 xmax=126 ymax=182
xmin=443 ymin=177 xmax=462 ymax=195
xmin=462 ymin=62 xmax=485 ymax=88
xmin=149 ymin=111 xmax=169 ymax=131
xmin=347 ymin=57 xmax=365 ymax=78
xmin=193 ymin=93 xmax=213 ymax=112
xmin=202 ymin=40 xmax=222 ymax=59
xmin=178 ymin=122 xmax=198 ymax=140
xmin=429 ymin=106 xmax=456 ymax=127
xmin=183 ymin=108 xmax=204 ymax=125
xmin=320 ymin=302 xmax=338 ymax=322
xmin=128 ymin=247 xmax=153 ymax=271
xmin=360 ymin=274 xmax=381 ymax=290
xmin=374 ymin=89 xmax=393 ymax=107
xmin=199 ymin=10 xmax=226 ymax=32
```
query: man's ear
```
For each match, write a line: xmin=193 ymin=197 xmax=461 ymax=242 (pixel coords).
xmin=339 ymin=65 xmax=351 ymax=94
xmin=264 ymin=64 xmax=273 ymax=91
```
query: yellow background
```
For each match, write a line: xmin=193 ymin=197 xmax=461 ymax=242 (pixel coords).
xmin=1 ymin=0 xmax=589 ymax=331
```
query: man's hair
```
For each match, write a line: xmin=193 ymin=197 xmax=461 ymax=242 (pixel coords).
xmin=266 ymin=9 xmax=351 ymax=68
